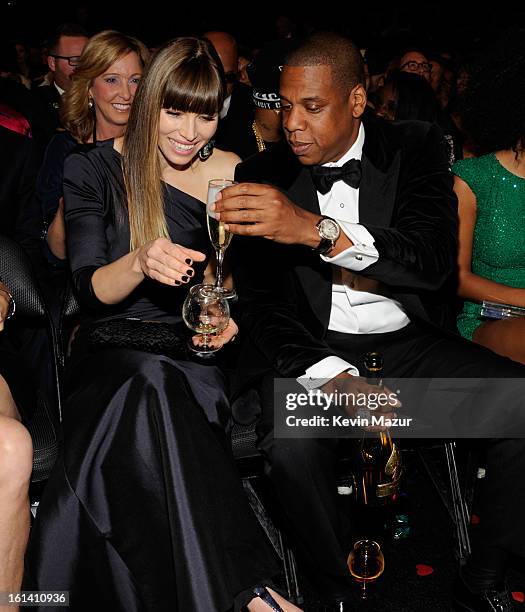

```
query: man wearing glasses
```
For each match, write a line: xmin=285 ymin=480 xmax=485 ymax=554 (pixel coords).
xmin=32 ymin=23 xmax=89 ymax=142
xmin=398 ymin=48 xmax=432 ymax=82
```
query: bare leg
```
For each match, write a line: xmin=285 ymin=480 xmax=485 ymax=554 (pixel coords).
xmin=247 ymin=587 xmax=303 ymax=611
xmin=473 ymin=318 xmax=525 ymax=365
xmin=0 ymin=375 xmax=33 ymax=612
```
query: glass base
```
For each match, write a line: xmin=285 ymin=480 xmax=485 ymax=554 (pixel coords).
xmin=187 ymin=338 xmax=219 ymax=357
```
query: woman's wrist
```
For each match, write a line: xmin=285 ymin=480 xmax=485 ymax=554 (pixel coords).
xmin=130 ymin=248 xmax=146 ymax=278
xmin=0 ymin=288 xmax=16 ymax=320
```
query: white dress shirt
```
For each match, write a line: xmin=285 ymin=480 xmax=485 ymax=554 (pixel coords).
xmin=220 ymin=94 xmax=232 ymax=119
xmin=299 ymin=124 xmax=410 ymax=389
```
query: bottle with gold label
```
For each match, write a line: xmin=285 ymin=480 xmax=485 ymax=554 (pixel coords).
xmin=355 ymin=352 xmax=402 ymax=507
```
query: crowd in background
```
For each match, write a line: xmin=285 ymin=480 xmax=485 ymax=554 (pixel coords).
xmin=1 ymin=6 xmax=525 ymax=612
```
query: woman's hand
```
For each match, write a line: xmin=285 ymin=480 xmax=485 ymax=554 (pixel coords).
xmin=135 ymin=237 xmax=206 ymax=286
xmin=192 ymin=318 xmax=239 ymax=349
xmin=92 ymin=238 xmax=206 ymax=305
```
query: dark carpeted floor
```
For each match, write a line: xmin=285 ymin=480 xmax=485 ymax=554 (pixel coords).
xmin=288 ymin=447 xmax=525 ymax=611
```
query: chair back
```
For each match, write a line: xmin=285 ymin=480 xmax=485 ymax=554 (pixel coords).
xmin=0 ymin=234 xmax=61 ymax=481
xmin=0 ymin=235 xmax=46 ymax=319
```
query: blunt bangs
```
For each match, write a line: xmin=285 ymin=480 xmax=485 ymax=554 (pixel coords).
xmin=162 ymin=56 xmax=224 ymax=116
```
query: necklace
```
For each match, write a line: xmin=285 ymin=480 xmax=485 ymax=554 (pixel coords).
xmin=252 ymin=120 xmax=266 ymax=153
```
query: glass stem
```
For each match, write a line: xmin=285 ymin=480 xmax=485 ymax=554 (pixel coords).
xmin=361 ymin=581 xmax=367 ymax=599
xmin=215 ymin=248 xmax=225 ymax=289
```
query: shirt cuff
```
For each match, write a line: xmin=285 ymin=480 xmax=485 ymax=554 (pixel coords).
xmin=297 ymin=356 xmax=359 ymax=390
xmin=321 ymin=222 xmax=379 ymax=271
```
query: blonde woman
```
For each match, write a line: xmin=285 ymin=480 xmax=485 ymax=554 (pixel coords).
xmin=25 ymin=38 xmax=301 ymax=612
xmin=39 ymin=30 xmax=148 ymax=260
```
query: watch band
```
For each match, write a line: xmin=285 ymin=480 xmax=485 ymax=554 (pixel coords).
xmin=315 ymin=236 xmax=335 ymax=255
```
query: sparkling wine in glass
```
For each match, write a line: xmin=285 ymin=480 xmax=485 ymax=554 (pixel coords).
xmin=182 ymin=284 xmax=230 ymax=357
xmin=207 ymin=178 xmax=236 ymax=299
xmin=347 ymin=539 xmax=385 ymax=599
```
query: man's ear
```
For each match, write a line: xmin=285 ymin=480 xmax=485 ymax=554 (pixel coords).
xmin=47 ymin=55 xmax=56 ymax=73
xmin=349 ymin=84 xmax=367 ymax=118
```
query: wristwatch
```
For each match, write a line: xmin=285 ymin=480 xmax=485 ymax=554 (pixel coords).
xmin=313 ymin=216 xmax=340 ymax=255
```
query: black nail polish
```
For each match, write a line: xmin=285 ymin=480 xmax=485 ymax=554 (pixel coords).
xmin=185 ymin=258 xmax=192 ymax=265
xmin=181 ymin=275 xmax=188 ymax=282
xmin=174 ymin=280 xmax=181 ymax=286
xmin=186 ymin=269 xmax=193 ymax=276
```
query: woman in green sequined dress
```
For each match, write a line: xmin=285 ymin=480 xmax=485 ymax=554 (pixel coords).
xmin=453 ymin=37 xmax=525 ymax=365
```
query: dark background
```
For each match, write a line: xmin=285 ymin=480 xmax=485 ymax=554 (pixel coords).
xmin=4 ymin=1 xmax=525 ymax=53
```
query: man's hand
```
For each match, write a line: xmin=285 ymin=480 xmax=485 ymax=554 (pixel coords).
xmin=322 ymin=372 xmax=401 ymax=432
xmin=212 ymin=182 xmax=320 ymax=245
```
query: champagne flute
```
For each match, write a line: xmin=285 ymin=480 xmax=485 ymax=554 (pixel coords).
xmin=182 ymin=284 xmax=230 ymax=357
xmin=347 ymin=539 xmax=385 ymax=599
xmin=207 ymin=178 xmax=236 ymax=299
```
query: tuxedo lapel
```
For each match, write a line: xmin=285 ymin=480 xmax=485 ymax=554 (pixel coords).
xmin=359 ymin=151 xmax=400 ymax=227
xmin=288 ymin=168 xmax=332 ymax=330
xmin=288 ymin=166 xmax=320 ymax=215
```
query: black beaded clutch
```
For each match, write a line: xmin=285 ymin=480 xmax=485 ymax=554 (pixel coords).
xmin=86 ymin=318 xmax=188 ymax=359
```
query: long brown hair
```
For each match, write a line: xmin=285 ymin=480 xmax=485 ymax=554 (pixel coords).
xmin=61 ymin=30 xmax=149 ymax=143
xmin=122 ymin=37 xmax=225 ymax=250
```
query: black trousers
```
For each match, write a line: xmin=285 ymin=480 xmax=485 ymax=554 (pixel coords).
xmin=256 ymin=321 xmax=525 ymax=600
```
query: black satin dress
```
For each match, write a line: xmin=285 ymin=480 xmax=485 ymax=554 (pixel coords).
xmin=23 ymin=141 xmax=279 ymax=611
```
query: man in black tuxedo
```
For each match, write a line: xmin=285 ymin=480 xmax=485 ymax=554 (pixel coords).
xmin=204 ymin=31 xmax=255 ymax=159
xmin=31 ymin=23 xmax=88 ymax=143
xmin=214 ymin=32 xmax=525 ymax=611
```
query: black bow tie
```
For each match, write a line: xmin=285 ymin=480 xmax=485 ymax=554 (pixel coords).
xmin=310 ymin=158 xmax=362 ymax=195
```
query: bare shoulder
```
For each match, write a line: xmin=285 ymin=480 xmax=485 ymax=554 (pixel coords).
xmin=113 ymin=136 xmax=124 ymax=154
xmin=206 ymin=148 xmax=241 ymax=180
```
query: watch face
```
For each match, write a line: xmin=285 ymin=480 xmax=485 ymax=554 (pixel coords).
xmin=319 ymin=218 xmax=340 ymax=240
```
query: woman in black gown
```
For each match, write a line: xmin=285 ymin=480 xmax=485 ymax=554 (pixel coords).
xmin=24 ymin=37 xmax=301 ymax=612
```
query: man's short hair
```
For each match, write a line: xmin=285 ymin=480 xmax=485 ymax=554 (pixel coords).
xmin=284 ymin=32 xmax=365 ymax=93
xmin=46 ymin=23 xmax=89 ymax=54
